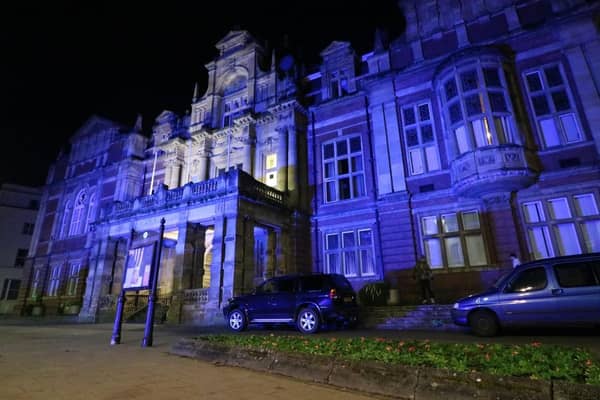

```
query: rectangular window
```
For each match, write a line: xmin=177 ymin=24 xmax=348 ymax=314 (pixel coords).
xmin=14 ymin=249 xmax=28 ymax=267
xmin=66 ymin=263 xmax=81 ymax=296
xmin=1 ymin=279 xmax=21 ymax=300
xmin=524 ymin=65 xmax=583 ymax=148
xmin=522 ymin=193 xmax=600 ymax=257
xmin=22 ymin=223 xmax=35 ymax=235
xmin=322 ymin=137 xmax=365 ymax=203
xmin=421 ymin=210 xmax=487 ymax=269
xmin=402 ymin=102 xmax=441 ymax=175
xmin=324 ymin=228 xmax=375 ymax=278
xmin=48 ymin=266 xmax=62 ymax=297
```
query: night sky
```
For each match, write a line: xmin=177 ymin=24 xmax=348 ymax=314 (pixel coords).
xmin=2 ymin=1 xmax=404 ymax=187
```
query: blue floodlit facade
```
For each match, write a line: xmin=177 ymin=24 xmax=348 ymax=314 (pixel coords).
xmin=17 ymin=0 xmax=600 ymax=324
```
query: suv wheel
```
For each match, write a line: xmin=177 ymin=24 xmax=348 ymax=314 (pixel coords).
xmin=228 ymin=309 xmax=247 ymax=332
xmin=469 ymin=310 xmax=498 ymax=337
xmin=297 ymin=308 xmax=319 ymax=334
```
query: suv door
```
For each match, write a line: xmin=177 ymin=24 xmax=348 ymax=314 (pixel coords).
xmin=267 ymin=277 xmax=296 ymax=321
xmin=498 ymin=265 xmax=558 ymax=325
xmin=551 ymin=259 xmax=600 ymax=324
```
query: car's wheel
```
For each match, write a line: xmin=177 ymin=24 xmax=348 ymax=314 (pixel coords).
xmin=227 ymin=309 xmax=247 ymax=332
xmin=469 ymin=310 xmax=499 ymax=337
xmin=297 ymin=308 xmax=319 ymax=334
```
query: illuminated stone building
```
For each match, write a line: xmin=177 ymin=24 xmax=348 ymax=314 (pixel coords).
xmin=18 ymin=0 xmax=600 ymax=323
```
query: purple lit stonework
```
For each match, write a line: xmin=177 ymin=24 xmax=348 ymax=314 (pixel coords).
xmin=15 ymin=0 xmax=600 ymax=325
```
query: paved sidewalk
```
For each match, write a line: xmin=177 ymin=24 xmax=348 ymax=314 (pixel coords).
xmin=0 ymin=323 xmax=378 ymax=400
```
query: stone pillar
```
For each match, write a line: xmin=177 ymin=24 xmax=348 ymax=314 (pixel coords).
xmin=277 ymin=128 xmax=288 ymax=191
xmin=165 ymin=222 xmax=191 ymax=324
xmin=79 ymin=235 xmax=111 ymax=323
xmin=482 ymin=192 xmax=524 ymax=268
xmin=287 ymin=127 xmax=298 ymax=206
xmin=198 ymin=155 xmax=208 ymax=181
xmin=266 ymin=228 xmax=277 ymax=279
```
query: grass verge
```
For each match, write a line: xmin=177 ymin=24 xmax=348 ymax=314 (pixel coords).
xmin=201 ymin=334 xmax=600 ymax=385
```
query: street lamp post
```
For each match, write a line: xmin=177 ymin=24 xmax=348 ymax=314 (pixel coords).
xmin=141 ymin=218 xmax=166 ymax=347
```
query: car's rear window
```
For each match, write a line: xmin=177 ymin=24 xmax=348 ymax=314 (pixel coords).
xmin=553 ymin=261 xmax=599 ymax=287
xmin=330 ymin=275 xmax=353 ymax=291
xmin=300 ymin=276 xmax=325 ymax=292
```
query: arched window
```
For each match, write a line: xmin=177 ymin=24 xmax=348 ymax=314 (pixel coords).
xmin=69 ymin=191 xmax=86 ymax=236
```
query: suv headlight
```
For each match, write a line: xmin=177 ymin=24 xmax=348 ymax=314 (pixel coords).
xmin=453 ymin=302 xmax=459 ymax=309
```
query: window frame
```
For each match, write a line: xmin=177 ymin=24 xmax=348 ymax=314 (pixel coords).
xmin=323 ymin=228 xmax=376 ymax=278
xmin=522 ymin=63 xmax=583 ymax=149
xmin=321 ymin=136 xmax=366 ymax=203
xmin=401 ymin=101 xmax=441 ymax=176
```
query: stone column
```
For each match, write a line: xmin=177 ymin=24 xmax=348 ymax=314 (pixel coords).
xmin=79 ymin=234 xmax=111 ymax=323
xmin=277 ymin=128 xmax=288 ymax=191
xmin=165 ymin=222 xmax=191 ymax=324
xmin=287 ymin=127 xmax=298 ymax=206
xmin=482 ymin=192 xmax=525 ymax=268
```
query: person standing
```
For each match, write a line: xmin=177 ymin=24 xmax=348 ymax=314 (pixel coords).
xmin=509 ymin=253 xmax=521 ymax=268
xmin=413 ymin=255 xmax=435 ymax=304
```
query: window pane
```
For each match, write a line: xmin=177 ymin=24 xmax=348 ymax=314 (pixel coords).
xmin=526 ymin=72 xmax=543 ymax=92
xmin=523 ymin=202 xmax=543 ymax=223
xmin=552 ymin=90 xmax=570 ymax=111
xmin=548 ymin=198 xmax=571 ymax=219
xmin=323 ymin=143 xmax=334 ymax=159
xmin=339 ymin=178 xmax=351 ymax=199
xmin=349 ymin=137 xmax=362 ymax=153
xmin=337 ymin=159 xmax=349 ymax=174
xmin=336 ymin=140 xmax=348 ymax=156
xmin=483 ymin=68 xmax=501 ymax=87
xmin=455 ymin=126 xmax=470 ymax=154
xmin=539 ymin=118 xmax=560 ymax=147
xmin=441 ymin=213 xmax=458 ymax=233
xmin=466 ymin=235 xmax=487 ymax=266
xmin=574 ymin=194 xmax=598 ymax=216
xmin=532 ymin=95 xmax=550 ymax=116
xmin=425 ymin=146 xmax=440 ymax=171
xmin=489 ymin=92 xmax=507 ymax=112
xmin=462 ymin=211 xmax=480 ymax=230
xmin=560 ymin=114 xmax=581 ymax=143
xmin=472 ymin=119 xmax=488 ymax=148
xmin=581 ymin=220 xmax=600 ymax=252
xmin=424 ymin=239 xmax=443 ymax=269
xmin=403 ymin=107 xmax=416 ymax=125
xmin=342 ymin=231 xmax=355 ymax=247
xmin=494 ymin=116 xmax=510 ymax=144
xmin=358 ymin=229 xmax=372 ymax=246
xmin=418 ymin=104 xmax=430 ymax=121
xmin=554 ymin=223 xmax=581 ymax=255
xmin=327 ymin=253 xmax=340 ymax=274
xmin=326 ymin=181 xmax=336 ymax=202
xmin=465 ymin=94 xmax=483 ymax=116
xmin=460 ymin=70 xmax=478 ymax=91
xmin=327 ymin=234 xmax=339 ymax=249
xmin=445 ymin=237 xmax=465 ymax=267
xmin=351 ymin=155 xmax=363 ymax=172
xmin=554 ymin=263 xmax=597 ymax=287
xmin=544 ymin=66 xmax=563 ymax=87
xmin=422 ymin=216 xmax=438 ymax=235
xmin=421 ymin=124 xmax=434 ymax=143
xmin=352 ymin=175 xmax=365 ymax=197
xmin=528 ymin=226 xmax=554 ymax=259
xmin=344 ymin=250 xmax=358 ymax=276
xmin=360 ymin=249 xmax=375 ymax=275
xmin=324 ymin=162 xmax=335 ymax=178
xmin=406 ymin=128 xmax=419 ymax=146
xmin=445 ymin=79 xmax=457 ymax=100
xmin=508 ymin=267 xmax=547 ymax=293
xmin=449 ymin=102 xmax=463 ymax=124
xmin=409 ymin=149 xmax=424 ymax=175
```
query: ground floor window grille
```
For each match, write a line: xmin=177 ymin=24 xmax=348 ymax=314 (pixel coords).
xmin=47 ymin=266 xmax=62 ymax=297
xmin=66 ymin=263 xmax=81 ymax=296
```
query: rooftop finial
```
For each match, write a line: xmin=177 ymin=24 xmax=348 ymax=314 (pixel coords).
xmin=134 ymin=114 xmax=143 ymax=132
xmin=192 ymin=82 xmax=199 ymax=102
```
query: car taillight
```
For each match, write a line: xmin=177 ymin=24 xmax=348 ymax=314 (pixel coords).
xmin=329 ymin=288 xmax=339 ymax=300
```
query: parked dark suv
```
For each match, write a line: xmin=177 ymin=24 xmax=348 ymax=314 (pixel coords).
xmin=223 ymin=273 xmax=358 ymax=334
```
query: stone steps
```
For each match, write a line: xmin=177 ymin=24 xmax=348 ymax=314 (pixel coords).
xmin=358 ymin=304 xmax=464 ymax=331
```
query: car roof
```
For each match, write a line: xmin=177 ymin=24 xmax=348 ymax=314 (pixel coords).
xmin=517 ymin=252 xmax=600 ymax=269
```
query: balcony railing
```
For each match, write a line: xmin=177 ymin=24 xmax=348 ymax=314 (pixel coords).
xmin=183 ymin=288 xmax=209 ymax=306
xmin=100 ymin=170 xmax=285 ymax=220
xmin=450 ymin=145 xmax=537 ymax=197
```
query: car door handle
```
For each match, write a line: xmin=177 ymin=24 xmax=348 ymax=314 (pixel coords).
xmin=551 ymin=288 xmax=563 ymax=296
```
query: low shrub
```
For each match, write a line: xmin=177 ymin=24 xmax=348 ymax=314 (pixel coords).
xmin=358 ymin=282 xmax=389 ymax=306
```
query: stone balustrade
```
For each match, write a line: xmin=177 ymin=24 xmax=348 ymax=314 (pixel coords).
xmin=183 ymin=288 xmax=209 ymax=305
